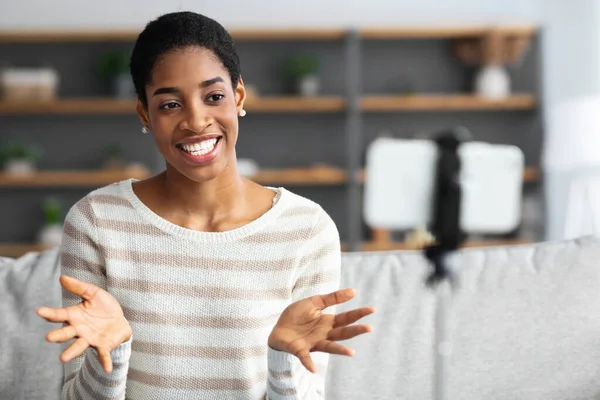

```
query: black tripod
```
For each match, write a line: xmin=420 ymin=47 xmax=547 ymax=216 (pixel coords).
xmin=424 ymin=127 xmax=469 ymax=400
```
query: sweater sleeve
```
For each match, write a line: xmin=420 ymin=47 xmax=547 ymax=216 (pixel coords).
xmin=59 ymin=197 xmax=131 ymax=400
xmin=267 ymin=208 xmax=342 ymax=399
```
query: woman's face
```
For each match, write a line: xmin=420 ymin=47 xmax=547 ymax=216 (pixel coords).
xmin=138 ymin=46 xmax=245 ymax=183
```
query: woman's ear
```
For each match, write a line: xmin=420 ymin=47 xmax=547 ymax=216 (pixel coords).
xmin=235 ymin=76 xmax=247 ymax=116
xmin=136 ymin=100 xmax=151 ymax=131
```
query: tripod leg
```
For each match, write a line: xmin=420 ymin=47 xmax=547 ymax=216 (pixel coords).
xmin=433 ymin=277 xmax=452 ymax=400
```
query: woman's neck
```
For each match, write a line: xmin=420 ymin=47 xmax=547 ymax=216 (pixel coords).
xmin=161 ymin=162 xmax=247 ymax=218
xmin=132 ymin=160 xmax=275 ymax=233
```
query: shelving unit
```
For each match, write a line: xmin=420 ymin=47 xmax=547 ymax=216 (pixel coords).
xmin=0 ymin=25 xmax=542 ymax=254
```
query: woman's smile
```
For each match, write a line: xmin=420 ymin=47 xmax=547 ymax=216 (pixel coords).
xmin=175 ymin=134 xmax=223 ymax=166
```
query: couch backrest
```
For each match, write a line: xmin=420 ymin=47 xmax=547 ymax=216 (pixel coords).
xmin=0 ymin=248 xmax=63 ymax=400
xmin=327 ymin=235 xmax=600 ymax=400
xmin=7 ymin=236 xmax=600 ymax=400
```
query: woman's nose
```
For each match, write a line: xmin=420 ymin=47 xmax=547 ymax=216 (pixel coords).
xmin=179 ymin=103 xmax=212 ymax=133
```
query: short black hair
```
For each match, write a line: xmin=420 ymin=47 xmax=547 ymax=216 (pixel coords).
xmin=129 ymin=11 xmax=241 ymax=107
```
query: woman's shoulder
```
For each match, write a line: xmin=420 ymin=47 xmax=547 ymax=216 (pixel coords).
xmin=277 ymin=188 xmax=339 ymax=234
xmin=65 ymin=179 xmax=134 ymax=222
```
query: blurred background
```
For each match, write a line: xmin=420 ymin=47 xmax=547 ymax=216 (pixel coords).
xmin=0 ymin=0 xmax=598 ymax=256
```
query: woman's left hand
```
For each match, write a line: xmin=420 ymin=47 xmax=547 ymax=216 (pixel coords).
xmin=268 ymin=288 xmax=375 ymax=373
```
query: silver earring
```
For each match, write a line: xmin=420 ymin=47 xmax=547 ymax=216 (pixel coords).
xmin=142 ymin=126 xmax=149 ymax=134
xmin=239 ymin=109 xmax=246 ymax=117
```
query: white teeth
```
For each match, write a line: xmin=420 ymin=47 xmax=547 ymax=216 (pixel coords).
xmin=180 ymin=138 xmax=218 ymax=156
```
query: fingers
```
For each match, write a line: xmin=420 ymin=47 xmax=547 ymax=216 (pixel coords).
xmin=297 ymin=350 xmax=316 ymax=374
xmin=334 ymin=306 xmax=376 ymax=328
xmin=36 ymin=306 xmax=70 ymax=323
xmin=61 ymin=337 xmax=89 ymax=363
xmin=59 ymin=275 xmax=100 ymax=301
xmin=97 ymin=347 xmax=113 ymax=374
xmin=327 ymin=324 xmax=373 ymax=342
xmin=314 ymin=288 xmax=356 ymax=310
xmin=46 ymin=325 xmax=77 ymax=343
xmin=313 ymin=340 xmax=355 ymax=357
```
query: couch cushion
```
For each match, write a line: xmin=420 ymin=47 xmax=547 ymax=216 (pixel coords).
xmin=0 ymin=248 xmax=63 ymax=400
xmin=327 ymin=235 xmax=600 ymax=400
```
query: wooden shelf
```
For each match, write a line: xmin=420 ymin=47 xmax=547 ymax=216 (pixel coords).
xmin=0 ymin=168 xmax=151 ymax=188
xmin=0 ymin=26 xmax=536 ymax=43
xmin=0 ymin=243 xmax=53 ymax=258
xmin=0 ymin=29 xmax=139 ymax=43
xmin=358 ymin=166 xmax=539 ymax=184
xmin=230 ymin=29 xmax=346 ymax=40
xmin=0 ymin=165 xmax=538 ymax=189
xmin=0 ymin=95 xmax=536 ymax=114
xmin=522 ymin=166 xmax=540 ymax=183
xmin=0 ymin=167 xmax=349 ymax=188
xmin=0 ymin=99 xmax=138 ymax=115
xmin=360 ymin=25 xmax=537 ymax=39
xmin=0 ymin=97 xmax=346 ymax=115
xmin=360 ymin=94 xmax=536 ymax=111
xmin=1 ymin=239 xmax=532 ymax=258
xmin=0 ymin=28 xmax=345 ymax=43
xmin=245 ymin=96 xmax=346 ymax=112
xmin=249 ymin=167 xmax=348 ymax=185
xmin=359 ymin=238 xmax=531 ymax=252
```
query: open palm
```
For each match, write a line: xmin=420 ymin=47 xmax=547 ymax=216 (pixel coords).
xmin=36 ymin=275 xmax=132 ymax=374
xmin=268 ymin=288 xmax=375 ymax=373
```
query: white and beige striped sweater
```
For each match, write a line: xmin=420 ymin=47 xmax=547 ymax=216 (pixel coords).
xmin=60 ymin=179 xmax=341 ymax=399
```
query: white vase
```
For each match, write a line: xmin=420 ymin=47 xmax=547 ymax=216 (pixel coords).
xmin=474 ymin=65 xmax=510 ymax=99
xmin=237 ymin=158 xmax=259 ymax=176
xmin=38 ymin=223 xmax=63 ymax=247
xmin=4 ymin=159 xmax=36 ymax=175
xmin=298 ymin=75 xmax=320 ymax=97
xmin=113 ymin=73 xmax=136 ymax=99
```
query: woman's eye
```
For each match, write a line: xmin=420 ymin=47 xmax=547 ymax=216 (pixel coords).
xmin=160 ymin=102 xmax=180 ymax=110
xmin=207 ymin=94 xmax=224 ymax=102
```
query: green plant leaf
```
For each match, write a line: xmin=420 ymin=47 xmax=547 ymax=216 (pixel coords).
xmin=42 ymin=197 xmax=63 ymax=225
xmin=97 ymin=51 xmax=131 ymax=79
xmin=283 ymin=54 xmax=319 ymax=79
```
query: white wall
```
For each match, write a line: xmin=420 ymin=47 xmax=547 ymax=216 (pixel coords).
xmin=540 ymin=0 xmax=600 ymax=171
xmin=0 ymin=0 xmax=542 ymax=29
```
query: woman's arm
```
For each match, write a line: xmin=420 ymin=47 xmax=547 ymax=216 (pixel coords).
xmin=266 ymin=209 xmax=342 ymax=399
xmin=40 ymin=197 xmax=132 ymax=399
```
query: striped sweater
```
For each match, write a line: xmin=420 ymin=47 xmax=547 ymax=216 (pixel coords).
xmin=60 ymin=179 xmax=341 ymax=399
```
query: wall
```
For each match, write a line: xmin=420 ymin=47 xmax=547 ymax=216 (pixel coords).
xmin=0 ymin=0 xmax=542 ymax=29
xmin=539 ymin=0 xmax=600 ymax=240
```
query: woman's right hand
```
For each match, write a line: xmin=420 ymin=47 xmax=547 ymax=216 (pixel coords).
xmin=36 ymin=275 xmax=132 ymax=374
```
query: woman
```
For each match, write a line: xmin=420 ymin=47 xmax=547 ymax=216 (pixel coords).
xmin=36 ymin=11 xmax=374 ymax=400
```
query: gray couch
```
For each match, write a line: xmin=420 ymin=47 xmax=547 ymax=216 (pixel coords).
xmin=3 ymin=236 xmax=600 ymax=399
xmin=0 ymin=248 xmax=63 ymax=400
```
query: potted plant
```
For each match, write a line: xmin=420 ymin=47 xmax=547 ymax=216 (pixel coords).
xmin=104 ymin=143 xmax=126 ymax=170
xmin=97 ymin=50 xmax=135 ymax=98
xmin=37 ymin=197 xmax=64 ymax=247
xmin=0 ymin=140 xmax=42 ymax=174
xmin=282 ymin=54 xmax=320 ymax=96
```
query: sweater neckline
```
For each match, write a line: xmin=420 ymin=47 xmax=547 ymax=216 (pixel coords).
xmin=119 ymin=178 xmax=287 ymax=243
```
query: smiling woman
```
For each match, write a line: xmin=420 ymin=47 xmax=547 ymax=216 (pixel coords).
xmin=35 ymin=11 xmax=374 ymax=400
